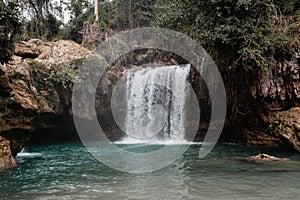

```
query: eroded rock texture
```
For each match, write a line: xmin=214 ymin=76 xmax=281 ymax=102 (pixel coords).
xmin=223 ymin=46 xmax=300 ymax=150
xmin=0 ymin=136 xmax=16 ymax=170
xmin=0 ymin=40 xmax=91 ymax=168
xmin=269 ymin=107 xmax=300 ymax=151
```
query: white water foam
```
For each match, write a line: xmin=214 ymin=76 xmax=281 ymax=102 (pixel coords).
xmin=16 ymin=148 xmax=42 ymax=157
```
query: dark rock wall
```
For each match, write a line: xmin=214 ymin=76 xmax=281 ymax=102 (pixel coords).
xmin=221 ymin=46 xmax=300 ymax=150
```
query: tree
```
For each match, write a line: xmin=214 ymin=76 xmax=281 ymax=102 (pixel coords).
xmin=60 ymin=0 xmax=93 ymax=43
xmin=46 ymin=13 xmax=63 ymax=39
xmin=115 ymin=0 xmax=156 ymax=29
xmin=18 ymin=0 xmax=65 ymax=40
xmin=20 ymin=0 xmax=49 ymax=37
xmin=94 ymin=0 xmax=99 ymax=23
xmin=0 ymin=1 xmax=21 ymax=64
xmin=274 ymin=0 xmax=300 ymax=16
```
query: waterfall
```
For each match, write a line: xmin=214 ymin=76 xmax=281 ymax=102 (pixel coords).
xmin=121 ymin=64 xmax=191 ymax=144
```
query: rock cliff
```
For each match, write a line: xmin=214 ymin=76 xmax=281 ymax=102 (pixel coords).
xmin=0 ymin=40 xmax=90 ymax=167
xmin=1 ymin=38 xmax=300 ymax=170
xmin=222 ymin=45 xmax=300 ymax=150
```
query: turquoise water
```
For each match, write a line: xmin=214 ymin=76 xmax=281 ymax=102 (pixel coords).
xmin=1 ymin=143 xmax=300 ymax=199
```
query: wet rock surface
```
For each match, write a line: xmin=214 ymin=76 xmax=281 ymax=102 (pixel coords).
xmin=247 ymin=154 xmax=290 ymax=162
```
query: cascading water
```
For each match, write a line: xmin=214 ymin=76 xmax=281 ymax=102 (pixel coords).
xmin=121 ymin=64 xmax=191 ymax=143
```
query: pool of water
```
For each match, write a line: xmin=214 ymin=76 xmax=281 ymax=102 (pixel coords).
xmin=1 ymin=142 xmax=300 ymax=199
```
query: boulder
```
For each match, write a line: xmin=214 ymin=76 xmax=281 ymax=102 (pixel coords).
xmin=14 ymin=40 xmax=91 ymax=66
xmin=0 ymin=136 xmax=16 ymax=170
xmin=247 ymin=153 xmax=290 ymax=162
xmin=14 ymin=41 xmax=41 ymax=59
xmin=269 ymin=107 xmax=300 ymax=152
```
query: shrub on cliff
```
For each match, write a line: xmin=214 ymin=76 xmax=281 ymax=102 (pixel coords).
xmin=29 ymin=60 xmax=76 ymax=94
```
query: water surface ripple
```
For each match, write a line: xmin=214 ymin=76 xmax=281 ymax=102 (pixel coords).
xmin=1 ymin=143 xmax=300 ymax=199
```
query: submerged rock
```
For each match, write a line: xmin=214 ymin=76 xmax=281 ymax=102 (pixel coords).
xmin=247 ymin=154 xmax=290 ymax=162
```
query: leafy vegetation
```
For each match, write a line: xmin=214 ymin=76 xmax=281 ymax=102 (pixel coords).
xmin=60 ymin=0 xmax=93 ymax=43
xmin=1 ymin=0 xmax=299 ymax=69
xmin=18 ymin=0 xmax=65 ymax=40
xmin=153 ymin=0 xmax=298 ymax=70
xmin=29 ymin=60 xmax=76 ymax=93
xmin=274 ymin=0 xmax=300 ymax=16
xmin=114 ymin=0 xmax=156 ymax=29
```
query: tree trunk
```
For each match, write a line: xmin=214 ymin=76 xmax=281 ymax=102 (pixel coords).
xmin=94 ymin=0 xmax=99 ymax=23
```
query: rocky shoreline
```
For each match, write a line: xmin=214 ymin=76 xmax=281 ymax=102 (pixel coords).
xmin=0 ymin=39 xmax=300 ymax=169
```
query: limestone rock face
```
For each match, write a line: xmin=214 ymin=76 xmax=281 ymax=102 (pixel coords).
xmin=14 ymin=41 xmax=42 ymax=59
xmin=35 ymin=40 xmax=91 ymax=66
xmin=0 ymin=40 xmax=91 ymax=167
xmin=224 ymin=43 xmax=300 ymax=151
xmin=15 ymin=40 xmax=90 ymax=66
xmin=0 ymin=40 xmax=90 ymax=131
xmin=0 ymin=136 xmax=16 ymax=170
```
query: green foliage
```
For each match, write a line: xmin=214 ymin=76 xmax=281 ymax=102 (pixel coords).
xmin=97 ymin=1 xmax=117 ymax=30
xmin=18 ymin=0 xmax=66 ymax=40
xmin=50 ymin=63 xmax=77 ymax=89
xmin=62 ymin=0 xmax=157 ymax=44
xmin=20 ymin=0 xmax=47 ymax=38
xmin=7 ymin=0 xmax=157 ymax=43
xmin=153 ymin=0 xmax=297 ymax=70
xmin=60 ymin=2 xmax=93 ymax=43
xmin=24 ymin=14 xmax=63 ymax=41
xmin=115 ymin=0 xmax=156 ymax=29
xmin=67 ymin=0 xmax=91 ymax=18
xmin=60 ymin=22 xmax=84 ymax=44
xmin=11 ymin=71 xmax=26 ymax=82
xmin=274 ymin=0 xmax=300 ymax=16
xmin=29 ymin=60 xmax=76 ymax=93
xmin=46 ymin=14 xmax=63 ymax=40
xmin=268 ymin=113 xmax=288 ymax=136
xmin=0 ymin=1 xmax=21 ymax=64
xmin=29 ymin=60 xmax=53 ymax=92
